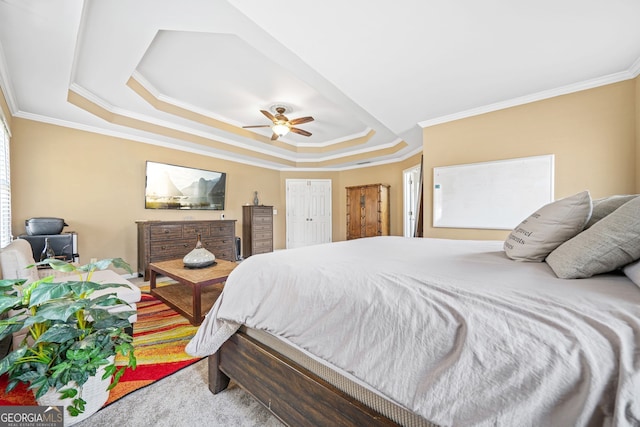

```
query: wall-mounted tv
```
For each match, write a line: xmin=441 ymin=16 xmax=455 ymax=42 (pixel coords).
xmin=145 ymin=161 xmax=226 ymax=210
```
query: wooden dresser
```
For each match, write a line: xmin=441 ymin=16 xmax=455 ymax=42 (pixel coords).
xmin=346 ymin=184 xmax=390 ymax=240
xmin=136 ymin=220 xmax=237 ymax=280
xmin=242 ymin=205 xmax=274 ymax=258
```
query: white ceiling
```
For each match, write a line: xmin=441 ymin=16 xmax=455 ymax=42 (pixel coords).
xmin=1 ymin=0 xmax=639 ymax=170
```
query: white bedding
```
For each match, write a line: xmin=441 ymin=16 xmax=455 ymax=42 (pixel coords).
xmin=186 ymin=236 xmax=640 ymax=427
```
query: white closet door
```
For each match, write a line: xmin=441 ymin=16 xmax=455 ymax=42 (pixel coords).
xmin=307 ymin=180 xmax=332 ymax=246
xmin=286 ymin=179 xmax=332 ymax=249
xmin=286 ymin=180 xmax=311 ymax=249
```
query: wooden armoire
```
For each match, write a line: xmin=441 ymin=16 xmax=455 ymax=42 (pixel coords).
xmin=346 ymin=184 xmax=390 ymax=240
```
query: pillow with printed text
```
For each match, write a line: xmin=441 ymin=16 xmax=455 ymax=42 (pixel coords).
xmin=504 ymin=190 xmax=592 ymax=262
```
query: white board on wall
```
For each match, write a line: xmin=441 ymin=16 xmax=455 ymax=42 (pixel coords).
xmin=433 ymin=155 xmax=554 ymax=230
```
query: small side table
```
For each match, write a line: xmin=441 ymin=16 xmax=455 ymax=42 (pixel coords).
xmin=149 ymin=258 xmax=237 ymax=326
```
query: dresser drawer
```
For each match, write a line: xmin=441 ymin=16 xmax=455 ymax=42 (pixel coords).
xmin=183 ymin=224 xmax=211 ymax=239
xmin=253 ymin=231 xmax=272 ymax=240
xmin=211 ymin=223 xmax=234 ymax=237
xmin=252 ymin=224 xmax=272 ymax=231
xmin=202 ymin=239 xmax=234 ymax=259
xmin=253 ymin=239 xmax=273 ymax=251
xmin=252 ymin=247 xmax=272 ymax=255
xmin=252 ymin=215 xmax=272 ymax=224
xmin=252 ymin=206 xmax=272 ymax=214
xmin=150 ymin=240 xmax=192 ymax=258
xmin=214 ymin=249 xmax=235 ymax=261
xmin=150 ymin=225 xmax=183 ymax=241
xmin=202 ymin=236 xmax=234 ymax=250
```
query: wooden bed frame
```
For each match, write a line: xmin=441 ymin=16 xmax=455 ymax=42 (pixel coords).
xmin=208 ymin=329 xmax=400 ymax=426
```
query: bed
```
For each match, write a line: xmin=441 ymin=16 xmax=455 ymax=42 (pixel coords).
xmin=186 ymin=233 xmax=640 ymax=427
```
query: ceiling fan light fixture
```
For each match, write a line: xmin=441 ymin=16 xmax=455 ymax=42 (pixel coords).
xmin=272 ymin=122 xmax=290 ymax=137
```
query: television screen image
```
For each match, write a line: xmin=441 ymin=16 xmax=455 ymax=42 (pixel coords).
xmin=145 ymin=161 xmax=226 ymax=210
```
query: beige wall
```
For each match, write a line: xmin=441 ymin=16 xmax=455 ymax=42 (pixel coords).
xmin=9 ymin=117 xmax=415 ymax=273
xmin=422 ymin=79 xmax=638 ymax=241
xmin=6 ymin=76 xmax=639 ymax=272
xmin=9 ymin=119 xmax=281 ymax=271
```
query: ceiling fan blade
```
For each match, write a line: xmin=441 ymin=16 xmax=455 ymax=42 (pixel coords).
xmin=289 ymin=116 xmax=314 ymax=126
xmin=271 ymin=133 xmax=279 ymax=141
xmin=290 ymin=127 xmax=312 ymax=137
xmin=242 ymin=125 xmax=271 ymax=128
xmin=260 ymin=110 xmax=276 ymax=122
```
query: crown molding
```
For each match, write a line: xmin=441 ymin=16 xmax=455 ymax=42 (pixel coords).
xmin=293 ymin=138 xmax=406 ymax=163
xmin=11 ymin=109 xmax=289 ymax=170
xmin=280 ymin=145 xmax=423 ymax=172
xmin=630 ymin=54 xmax=640 ymax=78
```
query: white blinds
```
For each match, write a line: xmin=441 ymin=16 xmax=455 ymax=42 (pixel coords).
xmin=0 ymin=117 xmax=11 ymax=247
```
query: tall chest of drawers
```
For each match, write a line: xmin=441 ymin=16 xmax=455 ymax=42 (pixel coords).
xmin=136 ymin=220 xmax=237 ymax=280
xmin=242 ymin=205 xmax=273 ymax=258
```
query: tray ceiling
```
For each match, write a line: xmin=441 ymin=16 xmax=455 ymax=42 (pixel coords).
xmin=1 ymin=0 xmax=639 ymax=170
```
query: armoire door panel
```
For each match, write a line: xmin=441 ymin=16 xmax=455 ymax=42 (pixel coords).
xmin=346 ymin=184 xmax=390 ymax=240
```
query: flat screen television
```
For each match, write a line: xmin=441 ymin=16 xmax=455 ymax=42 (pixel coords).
xmin=145 ymin=161 xmax=226 ymax=210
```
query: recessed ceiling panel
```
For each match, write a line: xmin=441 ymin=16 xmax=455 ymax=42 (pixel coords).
xmin=135 ymin=30 xmax=366 ymax=143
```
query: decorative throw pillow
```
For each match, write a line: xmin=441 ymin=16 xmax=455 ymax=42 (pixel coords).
xmin=623 ymin=260 xmax=640 ymax=288
xmin=546 ymin=196 xmax=640 ymax=279
xmin=504 ymin=191 xmax=592 ymax=262
xmin=584 ymin=194 xmax=637 ymax=228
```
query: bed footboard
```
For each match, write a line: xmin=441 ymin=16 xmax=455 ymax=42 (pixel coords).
xmin=209 ymin=330 xmax=398 ymax=426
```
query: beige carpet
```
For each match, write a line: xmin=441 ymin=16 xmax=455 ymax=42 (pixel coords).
xmin=75 ymin=353 xmax=281 ymax=427
xmin=73 ymin=275 xmax=282 ymax=427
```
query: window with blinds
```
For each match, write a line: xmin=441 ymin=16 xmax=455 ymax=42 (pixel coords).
xmin=0 ymin=117 xmax=11 ymax=248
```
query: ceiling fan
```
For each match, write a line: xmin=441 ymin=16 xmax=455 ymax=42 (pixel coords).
xmin=243 ymin=105 xmax=314 ymax=141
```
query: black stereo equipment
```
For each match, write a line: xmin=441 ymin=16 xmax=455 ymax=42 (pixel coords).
xmin=18 ymin=232 xmax=79 ymax=263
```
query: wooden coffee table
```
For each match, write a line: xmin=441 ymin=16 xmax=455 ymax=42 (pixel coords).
xmin=149 ymin=258 xmax=237 ymax=326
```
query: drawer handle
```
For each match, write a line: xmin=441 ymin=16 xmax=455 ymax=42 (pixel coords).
xmin=161 ymin=246 xmax=166 ymax=250
xmin=184 ymin=244 xmax=189 ymax=248
xmin=164 ymin=230 xmax=170 ymax=233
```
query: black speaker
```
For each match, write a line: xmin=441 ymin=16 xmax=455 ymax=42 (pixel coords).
xmin=235 ymin=236 xmax=242 ymax=261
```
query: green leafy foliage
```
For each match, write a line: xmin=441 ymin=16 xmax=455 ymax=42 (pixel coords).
xmin=0 ymin=258 xmax=136 ymax=417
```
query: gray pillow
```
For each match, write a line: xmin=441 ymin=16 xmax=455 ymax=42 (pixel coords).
xmin=546 ymin=196 xmax=640 ymax=278
xmin=504 ymin=191 xmax=592 ymax=262
xmin=585 ymin=194 xmax=638 ymax=228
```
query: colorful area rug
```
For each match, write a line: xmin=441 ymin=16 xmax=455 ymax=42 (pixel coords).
xmin=0 ymin=291 xmax=201 ymax=407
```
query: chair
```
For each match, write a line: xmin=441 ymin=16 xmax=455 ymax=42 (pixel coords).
xmin=0 ymin=239 xmax=141 ymax=349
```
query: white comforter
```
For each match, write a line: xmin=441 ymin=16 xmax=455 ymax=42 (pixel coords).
xmin=186 ymin=237 xmax=640 ymax=427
